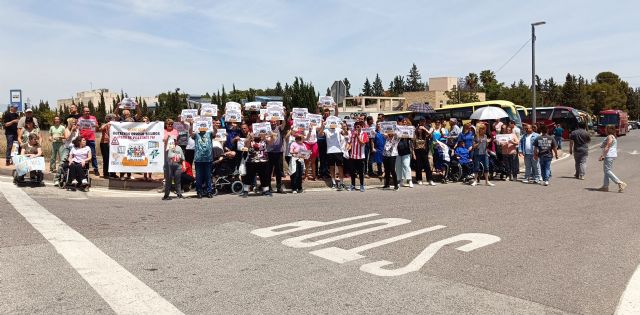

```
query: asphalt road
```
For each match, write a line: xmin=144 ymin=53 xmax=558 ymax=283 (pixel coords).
xmin=1 ymin=130 xmax=639 ymax=314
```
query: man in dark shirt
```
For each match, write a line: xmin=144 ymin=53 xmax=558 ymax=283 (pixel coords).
xmin=3 ymin=105 xmax=20 ymax=165
xmin=64 ymin=104 xmax=82 ymax=122
xmin=569 ymin=122 xmax=591 ymax=179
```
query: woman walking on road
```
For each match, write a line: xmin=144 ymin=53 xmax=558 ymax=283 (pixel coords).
xmin=597 ymin=125 xmax=627 ymax=193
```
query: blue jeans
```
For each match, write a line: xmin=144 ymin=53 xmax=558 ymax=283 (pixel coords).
xmin=539 ymin=156 xmax=552 ymax=181
xmin=603 ymin=157 xmax=621 ymax=187
xmin=86 ymin=140 xmax=98 ymax=172
xmin=473 ymin=154 xmax=488 ymax=173
xmin=524 ymin=154 xmax=541 ymax=181
xmin=5 ymin=134 xmax=17 ymax=162
xmin=555 ymin=136 xmax=562 ymax=150
xmin=194 ymin=161 xmax=213 ymax=194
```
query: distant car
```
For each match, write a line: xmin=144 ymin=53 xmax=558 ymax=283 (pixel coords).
xmin=629 ymin=121 xmax=638 ymax=130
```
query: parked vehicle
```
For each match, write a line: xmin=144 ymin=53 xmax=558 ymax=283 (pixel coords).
xmin=598 ymin=109 xmax=628 ymax=136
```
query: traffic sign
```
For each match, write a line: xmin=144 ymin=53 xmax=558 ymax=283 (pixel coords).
xmin=330 ymin=81 xmax=346 ymax=104
xmin=10 ymin=89 xmax=22 ymax=111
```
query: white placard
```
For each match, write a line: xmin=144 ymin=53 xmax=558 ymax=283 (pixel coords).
xmin=343 ymin=119 xmax=356 ymax=130
xmin=237 ymin=137 xmax=247 ymax=151
xmin=306 ymin=114 xmax=323 ymax=125
xmin=225 ymin=110 xmax=242 ymax=123
xmin=192 ymin=116 xmax=213 ymax=132
xmin=363 ymin=127 xmax=376 ymax=137
xmin=325 ymin=116 xmax=342 ymax=129
xmin=267 ymin=109 xmax=285 ymax=121
xmin=266 ymin=101 xmax=284 ymax=110
xmin=244 ymin=101 xmax=262 ymax=112
xmin=252 ymin=122 xmax=272 ymax=136
xmin=119 ymin=97 xmax=138 ymax=109
xmin=200 ymin=103 xmax=218 ymax=117
xmin=225 ymin=102 xmax=242 ymax=112
xmin=396 ymin=125 xmax=415 ymax=138
xmin=319 ymin=96 xmax=336 ymax=106
xmin=380 ymin=121 xmax=398 ymax=134
xmin=108 ymin=121 xmax=165 ymax=173
xmin=180 ymin=109 xmax=198 ymax=121
xmin=293 ymin=119 xmax=310 ymax=131
xmin=214 ymin=129 xmax=227 ymax=142
xmin=496 ymin=134 xmax=512 ymax=143
xmin=298 ymin=149 xmax=311 ymax=160
xmin=292 ymin=108 xmax=309 ymax=119
xmin=12 ymin=156 xmax=45 ymax=176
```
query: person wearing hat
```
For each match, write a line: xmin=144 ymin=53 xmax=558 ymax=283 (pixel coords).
xmin=3 ymin=105 xmax=20 ymax=165
xmin=17 ymin=108 xmax=39 ymax=130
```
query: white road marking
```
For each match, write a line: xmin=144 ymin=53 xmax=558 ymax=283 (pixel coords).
xmin=615 ymin=264 xmax=640 ymax=314
xmin=310 ymin=225 xmax=447 ymax=263
xmin=0 ymin=182 xmax=184 ymax=315
xmin=251 ymin=213 xmax=380 ymax=238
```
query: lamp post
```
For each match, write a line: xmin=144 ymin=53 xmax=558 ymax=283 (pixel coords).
xmin=531 ymin=21 xmax=546 ymax=125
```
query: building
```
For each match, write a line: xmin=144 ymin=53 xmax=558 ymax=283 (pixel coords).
xmin=400 ymin=77 xmax=486 ymax=108
xmin=57 ymin=89 xmax=157 ymax=112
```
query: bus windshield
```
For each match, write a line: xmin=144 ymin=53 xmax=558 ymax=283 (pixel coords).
xmin=599 ymin=114 xmax=619 ymax=125
xmin=505 ymin=107 xmax=522 ymax=127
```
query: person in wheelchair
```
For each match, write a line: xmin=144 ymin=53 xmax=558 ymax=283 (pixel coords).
xmin=15 ymin=133 xmax=44 ymax=184
xmin=66 ymin=136 xmax=91 ymax=191
xmin=453 ymin=140 xmax=474 ymax=181
xmin=433 ymin=139 xmax=451 ymax=183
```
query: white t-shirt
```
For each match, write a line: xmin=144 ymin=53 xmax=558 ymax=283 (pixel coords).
xmin=70 ymin=146 xmax=91 ymax=163
xmin=325 ymin=129 xmax=343 ymax=154
xmin=304 ymin=127 xmax=318 ymax=144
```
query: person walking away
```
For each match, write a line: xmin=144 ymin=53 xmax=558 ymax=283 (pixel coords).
xmin=519 ymin=124 xmax=541 ymax=183
xmin=471 ymin=123 xmax=494 ymax=186
xmin=569 ymin=122 xmax=591 ymax=180
xmin=553 ymin=124 xmax=564 ymax=150
xmin=190 ymin=124 xmax=216 ymax=198
xmin=77 ymin=106 xmax=100 ymax=176
xmin=597 ymin=125 xmax=627 ymax=192
xmin=533 ymin=124 xmax=558 ymax=186
xmin=348 ymin=121 xmax=368 ymax=192
xmin=414 ymin=117 xmax=435 ymax=186
xmin=267 ymin=118 xmax=287 ymax=193
xmin=396 ymin=118 xmax=414 ymax=188
xmin=163 ymin=137 xmax=185 ymax=200
xmin=3 ymin=105 xmax=20 ymax=165
xmin=240 ymin=132 xmax=273 ymax=197
xmin=382 ymin=131 xmax=399 ymax=190
xmin=288 ymin=135 xmax=306 ymax=193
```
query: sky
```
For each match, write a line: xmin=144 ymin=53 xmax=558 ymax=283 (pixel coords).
xmin=1 ymin=0 xmax=639 ymax=104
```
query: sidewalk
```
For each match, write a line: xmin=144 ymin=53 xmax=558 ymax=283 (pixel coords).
xmin=0 ymin=151 xmax=568 ymax=191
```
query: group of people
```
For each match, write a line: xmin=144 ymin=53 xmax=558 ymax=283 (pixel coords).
xmin=2 ymin=102 xmax=628 ymax=196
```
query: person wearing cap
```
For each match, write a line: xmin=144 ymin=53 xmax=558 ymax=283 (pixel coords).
xmin=2 ymin=105 xmax=20 ymax=165
xmin=17 ymin=108 xmax=39 ymax=130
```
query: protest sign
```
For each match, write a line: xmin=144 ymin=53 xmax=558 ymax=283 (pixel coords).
xmin=225 ymin=102 xmax=242 ymax=112
xmin=292 ymin=108 xmax=309 ymax=119
xmin=319 ymin=96 xmax=336 ymax=107
xmin=306 ymin=114 xmax=323 ymax=125
xmin=266 ymin=101 xmax=284 ymax=110
xmin=252 ymin=122 xmax=272 ymax=136
xmin=225 ymin=110 xmax=242 ymax=123
xmin=325 ymin=116 xmax=342 ymax=129
xmin=108 ymin=121 xmax=164 ymax=173
xmin=293 ymin=119 xmax=310 ymax=131
xmin=380 ymin=122 xmax=398 ymax=134
xmin=244 ymin=101 xmax=262 ymax=112
xmin=173 ymin=122 xmax=189 ymax=146
xmin=118 ymin=97 xmax=138 ymax=110
xmin=12 ymin=156 xmax=45 ymax=176
xmin=396 ymin=125 xmax=415 ymax=138
xmin=192 ymin=116 xmax=213 ymax=132
xmin=496 ymin=134 xmax=512 ymax=144
xmin=214 ymin=129 xmax=227 ymax=142
xmin=343 ymin=118 xmax=356 ymax=130
xmin=267 ymin=109 xmax=284 ymax=121
xmin=237 ymin=138 xmax=247 ymax=151
xmin=298 ymin=149 xmax=312 ymax=160
xmin=200 ymin=103 xmax=218 ymax=117
xmin=363 ymin=127 xmax=376 ymax=137
xmin=180 ymin=109 xmax=198 ymax=121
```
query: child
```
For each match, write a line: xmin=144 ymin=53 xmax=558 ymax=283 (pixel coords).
xmin=289 ymin=135 xmax=306 ymax=193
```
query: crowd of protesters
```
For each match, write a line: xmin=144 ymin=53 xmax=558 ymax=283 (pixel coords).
xmin=2 ymin=100 xmax=629 ymax=196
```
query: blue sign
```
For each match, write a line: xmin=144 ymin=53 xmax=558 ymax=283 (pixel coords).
xmin=10 ymin=89 xmax=22 ymax=111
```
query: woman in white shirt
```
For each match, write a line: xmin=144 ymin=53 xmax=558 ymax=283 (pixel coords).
xmin=67 ymin=136 xmax=91 ymax=191
xmin=598 ymin=125 xmax=627 ymax=192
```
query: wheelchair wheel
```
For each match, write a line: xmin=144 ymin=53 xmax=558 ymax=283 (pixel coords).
xmin=212 ymin=187 xmax=219 ymax=196
xmin=231 ymin=181 xmax=243 ymax=194
xmin=447 ymin=163 xmax=462 ymax=182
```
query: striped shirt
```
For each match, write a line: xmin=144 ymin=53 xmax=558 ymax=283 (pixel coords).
xmin=349 ymin=131 xmax=369 ymax=159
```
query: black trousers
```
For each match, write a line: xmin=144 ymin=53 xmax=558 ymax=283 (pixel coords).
xmin=317 ymin=138 xmax=328 ymax=177
xmin=267 ymin=152 xmax=284 ymax=190
xmin=291 ymin=160 xmax=304 ymax=191
xmin=164 ymin=162 xmax=182 ymax=196
xmin=244 ymin=162 xmax=270 ymax=189
xmin=99 ymin=143 xmax=116 ymax=177
xmin=350 ymin=159 xmax=365 ymax=186
xmin=505 ymin=154 xmax=519 ymax=178
xmin=414 ymin=149 xmax=433 ymax=181
xmin=68 ymin=162 xmax=86 ymax=183
xmin=383 ymin=156 xmax=398 ymax=188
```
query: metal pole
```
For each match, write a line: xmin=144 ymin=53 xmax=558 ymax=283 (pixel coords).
xmin=531 ymin=24 xmax=536 ymax=125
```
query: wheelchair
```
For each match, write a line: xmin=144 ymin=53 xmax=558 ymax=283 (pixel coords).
xmin=447 ymin=156 xmax=478 ymax=183
xmin=12 ymin=169 xmax=44 ymax=187
xmin=211 ymin=158 xmax=243 ymax=195
xmin=58 ymin=162 xmax=92 ymax=191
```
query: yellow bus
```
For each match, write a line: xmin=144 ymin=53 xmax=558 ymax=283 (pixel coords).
xmin=433 ymin=100 xmax=527 ymax=128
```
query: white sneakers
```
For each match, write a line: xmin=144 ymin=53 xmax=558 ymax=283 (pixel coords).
xmin=543 ymin=181 xmax=549 ymax=186
xmin=428 ymin=181 xmax=437 ymax=186
xmin=417 ymin=181 xmax=423 ymax=185
xmin=81 ymin=179 xmax=88 ymax=185
xmin=470 ymin=181 xmax=477 ymax=186
xmin=486 ymin=182 xmax=495 ymax=187
xmin=408 ymin=181 xmax=414 ymax=188
xmin=71 ymin=180 xmax=78 ymax=185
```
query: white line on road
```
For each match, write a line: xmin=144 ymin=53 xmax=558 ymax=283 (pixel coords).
xmin=0 ymin=182 xmax=184 ymax=315
xmin=615 ymin=263 xmax=640 ymax=314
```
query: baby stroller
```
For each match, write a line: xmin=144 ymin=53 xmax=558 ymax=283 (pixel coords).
xmin=58 ymin=162 xmax=92 ymax=191
xmin=488 ymin=151 xmax=509 ymax=180
xmin=211 ymin=157 xmax=243 ymax=195
xmin=12 ymin=155 xmax=45 ymax=187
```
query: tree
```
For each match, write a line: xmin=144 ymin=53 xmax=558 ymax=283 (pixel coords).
xmin=343 ymin=78 xmax=351 ymax=97
xmin=326 ymin=87 xmax=331 ymax=96
xmin=479 ymin=70 xmax=502 ymax=100
xmin=445 ymin=81 xmax=479 ymax=104
xmin=274 ymin=82 xmax=284 ymax=96
xmin=372 ymin=73 xmax=384 ymax=97
xmin=464 ymin=73 xmax=479 ymax=91
xmin=561 ymin=74 xmax=580 ymax=108
xmin=388 ymin=75 xmax=405 ymax=96
xmin=96 ymin=90 xmax=106 ymax=122
xmin=405 ymin=63 xmax=425 ymax=92
xmin=498 ymin=80 xmax=531 ymax=106
xmin=361 ymin=77 xmax=372 ymax=96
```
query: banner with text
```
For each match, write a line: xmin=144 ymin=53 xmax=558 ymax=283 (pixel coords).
xmin=108 ymin=122 xmax=164 ymax=173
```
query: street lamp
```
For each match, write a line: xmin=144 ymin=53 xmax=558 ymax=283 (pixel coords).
xmin=531 ymin=21 xmax=546 ymax=125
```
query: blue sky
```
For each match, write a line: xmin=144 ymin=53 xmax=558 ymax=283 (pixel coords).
xmin=1 ymin=0 xmax=639 ymax=104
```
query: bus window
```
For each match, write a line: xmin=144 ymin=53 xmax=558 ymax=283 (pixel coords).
xmin=505 ymin=107 xmax=523 ymax=128
xmin=451 ymin=108 xmax=473 ymax=119
xmin=552 ymin=109 xmax=572 ymax=119
xmin=535 ymin=109 xmax=553 ymax=120
xmin=599 ymin=114 xmax=619 ymax=125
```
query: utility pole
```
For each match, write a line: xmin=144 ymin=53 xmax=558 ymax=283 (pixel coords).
xmin=531 ymin=21 xmax=546 ymax=125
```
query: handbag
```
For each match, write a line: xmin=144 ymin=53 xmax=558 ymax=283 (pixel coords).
xmin=238 ymin=155 xmax=247 ymax=176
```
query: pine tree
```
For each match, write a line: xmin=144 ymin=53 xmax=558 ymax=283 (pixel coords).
xmin=405 ymin=63 xmax=425 ymax=92
xmin=361 ymin=78 xmax=372 ymax=96
xmin=372 ymin=73 xmax=384 ymax=96
xmin=326 ymin=87 xmax=331 ymax=96
xmin=343 ymin=78 xmax=351 ymax=97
